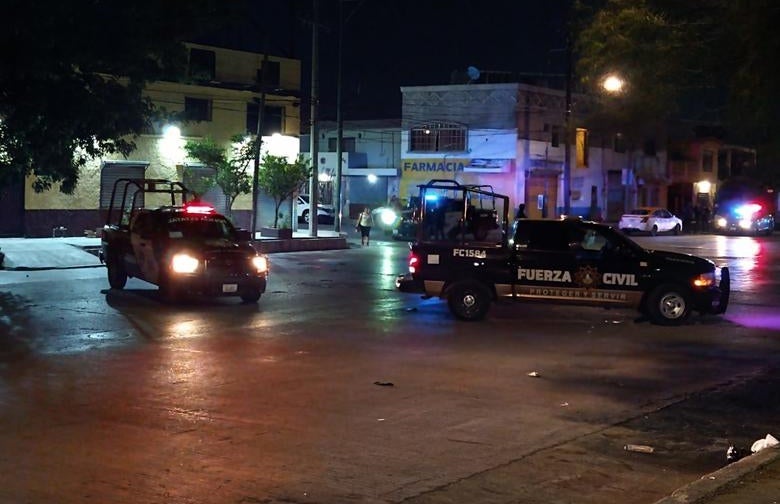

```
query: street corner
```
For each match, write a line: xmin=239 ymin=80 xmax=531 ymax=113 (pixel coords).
xmin=654 ymin=445 xmax=780 ymax=504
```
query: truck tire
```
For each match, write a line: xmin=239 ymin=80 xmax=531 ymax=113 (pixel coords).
xmin=240 ymin=289 xmax=262 ymax=303
xmin=107 ymin=259 xmax=127 ymax=289
xmin=447 ymin=281 xmax=492 ymax=321
xmin=645 ymin=283 xmax=691 ymax=325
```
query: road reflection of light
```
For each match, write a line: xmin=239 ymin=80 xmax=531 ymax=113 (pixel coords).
xmin=714 ymin=235 xmax=761 ymax=261
xmin=380 ymin=246 xmax=398 ymax=276
xmin=727 ymin=312 xmax=780 ymax=331
xmin=169 ymin=319 xmax=203 ymax=340
xmin=713 ymin=236 xmax=763 ymax=292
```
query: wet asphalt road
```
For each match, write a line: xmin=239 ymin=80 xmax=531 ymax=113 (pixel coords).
xmin=0 ymin=233 xmax=779 ymax=503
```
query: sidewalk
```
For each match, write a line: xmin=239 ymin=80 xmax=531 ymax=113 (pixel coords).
xmin=0 ymin=228 xmax=354 ymax=271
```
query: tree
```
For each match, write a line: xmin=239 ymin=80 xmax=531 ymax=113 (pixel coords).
xmin=183 ymin=135 xmax=254 ymax=215
xmin=257 ymin=154 xmax=311 ymax=229
xmin=0 ymin=1 xmax=240 ymax=193
xmin=574 ymin=0 xmax=780 ymax=185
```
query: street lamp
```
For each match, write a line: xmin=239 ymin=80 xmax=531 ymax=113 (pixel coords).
xmin=602 ymin=74 xmax=625 ymax=94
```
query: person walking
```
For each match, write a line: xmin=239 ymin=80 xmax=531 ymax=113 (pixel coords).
xmin=356 ymin=207 xmax=374 ymax=246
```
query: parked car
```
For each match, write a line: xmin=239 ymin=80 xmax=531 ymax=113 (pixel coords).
xmin=619 ymin=207 xmax=683 ymax=236
xmin=297 ymin=195 xmax=335 ymax=224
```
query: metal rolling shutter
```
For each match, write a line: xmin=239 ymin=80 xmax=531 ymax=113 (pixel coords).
xmin=99 ymin=162 xmax=148 ymax=209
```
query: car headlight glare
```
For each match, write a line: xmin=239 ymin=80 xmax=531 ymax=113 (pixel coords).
xmin=380 ymin=208 xmax=398 ymax=226
xmin=692 ymin=272 xmax=716 ymax=288
xmin=171 ymin=253 xmax=199 ymax=273
xmin=251 ymin=256 xmax=268 ymax=273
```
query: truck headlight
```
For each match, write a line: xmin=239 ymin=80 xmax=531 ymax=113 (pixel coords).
xmin=692 ymin=272 xmax=716 ymax=288
xmin=251 ymin=256 xmax=268 ymax=273
xmin=171 ymin=253 xmax=199 ymax=273
xmin=379 ymin=208 xmax=398 ymax=226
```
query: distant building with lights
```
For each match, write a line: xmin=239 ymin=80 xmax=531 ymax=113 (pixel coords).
xmin=300 ymin=119 xmax=401 ymax=218
xmin=5 ymin=43 xmax=301 ymax=237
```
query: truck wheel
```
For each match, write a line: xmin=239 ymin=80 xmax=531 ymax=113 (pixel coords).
xmin=645 ymin=283 xmax=691 ymax=325
xmin=447 ymin=281 xmax=491 ymax=321
xmin=240 ymin=289 xmax=262 ymax=303
xmin=107 ymin=259 xmax=127 ymax=289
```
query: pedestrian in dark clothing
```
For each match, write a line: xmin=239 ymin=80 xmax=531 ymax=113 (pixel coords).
xmin=516 ymin=203 xmax=527 ymax=219
xmin=701 ymin=205 xmax=711 ymax=233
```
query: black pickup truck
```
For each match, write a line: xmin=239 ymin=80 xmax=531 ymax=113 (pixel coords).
xmin=397 ymin=180 xmax=730 ymax=325
xmin=100 ymin=178 xmax=268 ymax=303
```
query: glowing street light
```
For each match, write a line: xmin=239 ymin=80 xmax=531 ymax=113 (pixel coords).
xmin=602 ymin=74 xmax=625 ymax=94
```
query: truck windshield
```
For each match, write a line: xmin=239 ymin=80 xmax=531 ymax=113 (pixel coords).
xmin=166 ymin=216 xmax=236 ymax=241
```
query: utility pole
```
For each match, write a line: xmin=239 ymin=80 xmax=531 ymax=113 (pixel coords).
xmin=562 ymin=36 xmax=573 ymax=216
xmin=334 ymin=0 xmax=344 ymax=233
xmin=251 ymin=50 xmax=270 ymax=237
xmin=308 ymin=0 xmax=319 ymax=237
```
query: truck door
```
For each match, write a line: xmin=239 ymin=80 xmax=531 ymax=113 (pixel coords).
xmin=512 ymin=220 xmax=579 ymax=300
xmin=130 ymin=212 xmax=160 ymax=283
xmin=571 ymin=224 xmax=644 ymax=307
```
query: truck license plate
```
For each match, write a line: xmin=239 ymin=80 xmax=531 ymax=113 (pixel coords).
xmin=222 ymin=283 xmax=238 ymax=293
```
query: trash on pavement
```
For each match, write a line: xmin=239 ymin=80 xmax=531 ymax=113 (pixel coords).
xmin=527 ymin=371 xmax=541 ymax=378
xmin=373 ymin=381 xmax=394 ymax=387
xmin=560 ymin=402 xmax=569 ymax=407
xmin=750 ymin=433 xmax=779 ymax=453
xmin=624 ymin=444 xmax=655 ymax=454
xmin=726 ymin=445 xmax=748 ymax=463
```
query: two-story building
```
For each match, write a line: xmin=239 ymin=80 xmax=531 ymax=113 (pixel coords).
xmin=399 ymin=82 xmax=667 ymax=221
xmin=8 ymin=43 xmax=301 ymax=237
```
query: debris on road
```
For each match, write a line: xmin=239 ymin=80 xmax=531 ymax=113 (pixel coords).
xmin=624 ymin=444 xmax=655 ymax=454
xmin=373 ymin=381 xmax=394 ymax=387
xmin=527 ymin=371 xmax=541 ymax=378
xmin=751 ymin=433 xmax=779 ymax=453
xmin=726 ymin=445 xmax=748 ymax=463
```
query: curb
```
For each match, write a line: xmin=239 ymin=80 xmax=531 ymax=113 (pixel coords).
xmin=653 ymin=446 xmax=780 ymax=504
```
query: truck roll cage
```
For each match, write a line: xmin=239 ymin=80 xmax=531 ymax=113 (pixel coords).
xmin=415 ymin=179 xmax=510 ymax=245
xmin=105 ymin=178 xmax=193 ymax=228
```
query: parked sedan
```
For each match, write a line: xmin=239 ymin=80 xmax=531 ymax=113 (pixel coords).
xmin=297 ymin=195 xmax=335 ymax=224
xmin=619 ymin=207 xmax=683 ymax=236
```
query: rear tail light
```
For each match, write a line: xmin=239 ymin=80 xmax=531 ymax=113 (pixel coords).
xmin=408 ymin=254 xmax=420 ymax=274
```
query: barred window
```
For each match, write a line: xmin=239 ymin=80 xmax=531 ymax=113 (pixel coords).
xmin=409 ymin=122 xmax=466 ymax=152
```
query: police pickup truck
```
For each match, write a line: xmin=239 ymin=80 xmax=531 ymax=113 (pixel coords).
xmin=100 ymin=178 xmax=268 ymax=303
xmin=396 ymin=180 xmax=730 ymax=325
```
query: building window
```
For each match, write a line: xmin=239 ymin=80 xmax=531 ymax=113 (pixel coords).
xmin=327 ymin=137 xmax=356 ymax=152
xmin=256 ymin=60 xmax=281 ymax=89
xmin=189 ymin=48 xmax=216 ymax=81
xmin=409 ymin=122 xmax=466 ymax=152
xmin=702 ymin=149 xmax=714 ymax=172
xmin=185 ymin=97 xmax=212 ymax=122
xmin=576 ymin=128 xmax=589 ymax=168
xmin=246 ymin=103 xmax=284 ymax=135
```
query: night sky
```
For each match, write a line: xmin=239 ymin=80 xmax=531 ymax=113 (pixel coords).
xmin=196 ymin=0 xmax=571 ymax=121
